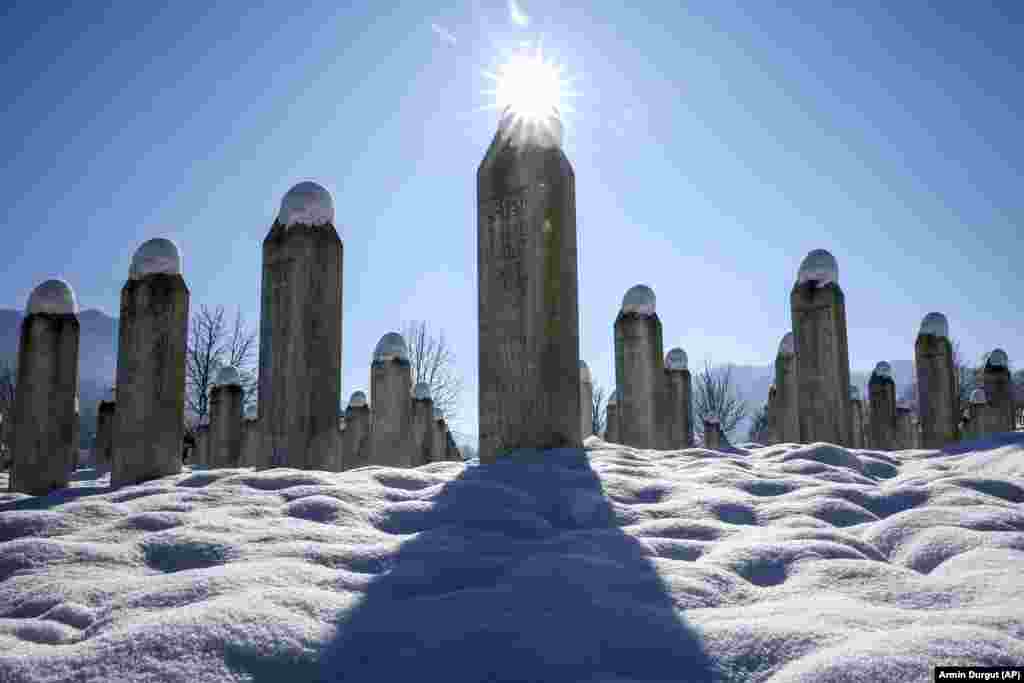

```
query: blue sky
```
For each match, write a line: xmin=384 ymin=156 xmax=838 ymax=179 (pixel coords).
xmin=2 ymin=1 xmax=1021 ymax=440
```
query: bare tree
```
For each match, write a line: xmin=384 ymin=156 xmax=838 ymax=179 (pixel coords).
xmin=186 ymin=305 xmax=258 ymax=430
xmin=748 ymin=403 xmax=769 ymax=442
xmin=0 ymin=360 xmax=14 ymax=469
xmin=402 ymin=320 xmax=464 ymax=427
xmin=591 ymin=383 xmax=608 ymax=437
xmin=693 ymin=360 xmax=748 ymax=441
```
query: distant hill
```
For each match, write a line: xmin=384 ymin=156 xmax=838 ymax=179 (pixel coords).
xmin=1 ymin=308 xmax=119 ymax=447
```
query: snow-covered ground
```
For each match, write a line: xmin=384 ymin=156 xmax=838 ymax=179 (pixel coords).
xmin=2 ymin=435 xmax=1023 ymax=682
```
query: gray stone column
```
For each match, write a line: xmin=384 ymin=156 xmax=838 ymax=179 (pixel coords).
xmin=477 ymin=106 xmax=581 ymax=462
xmin=445 ymin=429 xmax=459 ymax=461
xmin=703 ymin=418 xmax=722 ymax=450
xmin=209 ymin=366 xmax=244 ymax=468
xmin=895 ymin=402 xmax=915 ymax=449
xmin=614 ymin=285 xmax=664 ymax=449
xmin=369 ymin=333 xmax=414 ymax=467
xmin=915 ymin=313 xmax=958 ymax=448
xmin=605 ymin=389 xmax=620 ymax=443
xmin=774 ymin=332 xmax=800 ymax=443
xmin=193 ymin=424 xmax=210 ymax=467
xmin=342 ymin=391 xmax=371 ymax=470
xmin=95 ymin=387 xmax=116 ymax=467
xmin=259 ymin=181 xmax=343 ymax=471
xmin=579 ymin=361 xmax=594 ymax=440
xmin=411 ymin=382 xmax=435 ymax=466
xmin=431 ymin=408 xmax=448 ymax=463
xmin=849 ymin=386 xmax=865 ymax=449
xmin=791 ymin=250 xmax=853 ymax=446
xmin=662 ymin=348 xmax=693 ymax=449
xmin=112 ymin=238 xmax=189 ymax=487
xmin=10 ymin=279 xmax=80 ymax=495
xmin=766 ymin=384 xmax=778 ymax=444
xmin=868 ymin=362 xmax=897 ymax=450
xmin=965 ymin=389 xmax=997 ymax=439
xmin=982 ymin=349 xmax=1014 ymax=433
xmin=242 ymin=405 xmax=266 ymax=467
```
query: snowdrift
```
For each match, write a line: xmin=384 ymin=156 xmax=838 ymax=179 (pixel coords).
xmin=1 ymin=434 xmax=1023 ymax=682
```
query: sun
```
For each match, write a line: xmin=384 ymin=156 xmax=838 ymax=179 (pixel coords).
xmin=482 ymin=43 xmax=577 ymax=128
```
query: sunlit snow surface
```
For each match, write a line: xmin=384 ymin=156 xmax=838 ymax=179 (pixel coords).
xmin=2 ymin=435 xmax=1024 ymax=682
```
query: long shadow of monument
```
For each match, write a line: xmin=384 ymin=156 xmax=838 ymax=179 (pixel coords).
xmin=310 ymin=447 xmax=719 ymax=682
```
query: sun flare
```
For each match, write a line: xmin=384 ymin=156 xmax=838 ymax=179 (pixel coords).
xmin=482 ymin=44 xmax=576 ymax=126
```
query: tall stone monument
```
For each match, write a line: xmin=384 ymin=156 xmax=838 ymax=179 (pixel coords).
xmin=915 ymin=312 xmax=958 ymax=448
xmin=411 ymin=382 xmax=435 ymax=466
xmin=773 ymin=332 xmax=800 ymax=444
xmin=766 ymin=384 xmax=778 ymax=444
xmin=791 ymin=250 xmax=853 ymax=446
xmin=477 ymin=105 xmax=581 ymax=462
xmin=342 ymin=391 xmax=371 ymax=470
xmin=242 ymin=404 xmax=266 ymax=467
xmin=112 ymin=239 xmax=189 ymax=487
xmin=895 ymin=401 xmax=915 ymax=449
xmin=95 ymin=387 xmax=116 ymax=467
xmin=259 ymin=181 xmax=343 ymax=470
xmin=849 ymin=386 xmax=865 ymax=449
xmin=703 ymin=417 xmax=723 ymax=450
xmin=662 ymin=347 xmax=693 ymax=449
xmin=209 ymin=365 xmax=243 ymax=468
xmin=431 ymin=406 xmax=448 ymax=464
xmin=579 ymin=360 xmax=594 ymax=440
xmin=614 ymin=285 xmax=664 ymax=449
xmin=9 ymin=279 xmax=80 ymax=494
xmin=868 ymin=362 xmax=897 ymax=450
xmin=605 ymin=388 xmax=620 ymax=443
xmin=370 ymin=333 xmax=413 ymax=467
xmin=965 ymin=388 xmax=994 ymax=439
xmin=982 ymin=349 xmax=1013 ymax=433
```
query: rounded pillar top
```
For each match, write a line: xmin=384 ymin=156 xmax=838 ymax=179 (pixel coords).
xmin=796 ymin=249 xmax=839 ymax=287
xmin=413 ymin=382 xmax=432 ymax=400
xmin=579 ymin=360 xmax=592 ymax=383
xmin=349 ymin=390 xmax=368 ymax=408
xmin=665 ymin=348 xmax=688 ymax=371
xmin=277 ymin=181 xmax=335 ymax=228
xmin=215 ymin=365 xmax=242 ymax=387
xmin=986 ymin=348 xmax=1009 ymax=369
xmin=778 ymin=332 xmax=795 ymax=357
xmin=373 ymin=332 xmax=409 ymax=363
xmin=918 ymin=312 xmax=949 ymax=339
xmin=849 ymin=385 xmax=862 ymax=401
xmin=970 ymin=388 xmax=988 ymax=405
xmin=621 ymin=284 xmax=656 ymax=316
xmin=130 ymin=238 xmax=182 ymax=280
xmin=26 ymin=278 xmax=78 ymax=315
xmin=873 ymin=361 xmax=893 ymax=379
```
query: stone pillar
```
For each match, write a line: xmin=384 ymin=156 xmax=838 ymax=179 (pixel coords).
xmin=10 ymin=279 xmax=80 ymax=495
xmin=774 ymin=332 xmax=800 ymax=444
xmin=982 ymin=349 xmax=1014 ymax=433
xmin=791 ymin=250 xmax=853 ymax=446
xmin=868 ymin=362 xmax=897 ymax=450
xmin=95 ymin=388 xmax=116 ymax=467
xmin=411 ymin=382 xmax=435 ymax=466
xmin=605 ymin=389 xmax=620 ymax=443
xmin=965 ymin=389 xmax=995 ymax=439
xmin=703 ymin=418 xmax=722 ymax=450
xmin=209 ymin=366 xmax=244 ymax=468
xmin=342 ymin=391 xmax=372 ymax=470
xmin=915 ymin=313 xmax=958 ymax=449
xmin=579 ymin=360 xmax=594 ymax=440
xmin=431 ymin=408 xmax=449 ymax=463
xmin=477 ymin=106 xmax=581 ymax=462
xmin=849 ymin=386 xmax=865 ymax=449
xmin=112 ymin=239 xmax=189 ymax=487
xmin=662 ymin=347 xmax=693 ymax=449
xmin=259 ymin=181 xmax=343 ymax=470
xmin=369 ymin=333 xmax=414 ymax=467
xmin=242 ymin=405 xmax=267 ymax=467
xmin=614 ymin=285 xmax=664 ymax=449
xmin=895 ymin=402 xmax=914 ymax=449
xmin=445 ymin=429 xmax=460 ymax=461
xmin=193 ymin=424 xmax=210 ymax=467
xmin=766 ymin=384 xmax=778 ymax=444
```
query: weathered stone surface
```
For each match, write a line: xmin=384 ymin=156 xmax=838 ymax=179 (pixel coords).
xmin=445 ymin=429 xmax=460 ymax=461
xmin=895 ymin=405 xmax=916 ymax=449
xmin=916 ymin=333 xmax=958 ymax=448
xmin=241 ymin=416 xmax=267 ymax=467
xmin=579 ymin=361 xmax=593 ymax=439
xmin=341 ymin=404 xmax=372 ymax=470
xmin=791 ymin=282 xmax=853 ymax=446
xmin=369 ymin=355 xmax=413 ymax=467
xmin=868 ymin=373 xmax=897 ymax=451
xmin=209 ymin=384 xmax=243 ymax=468
xmin=661 ymin=366 xmax=693 ymax=449
xmin=983 ymin=357 xmax=1014 ymax=434
xmin=477 ymin=112 xmax=581 ymax=462
xmin=773 ymin=338 xmax=800 ymax=444
xmin=614 ymin=311 xmax=664 ymax=449
xmin=112 ymin=272 xmax=188 ymax=487
xmin=193 ymin=424 xmax=210 ymax=467
xmin=259 ymin=203 xmax=343 ymax=471
xmin=605 ymin=391 xmax=620 ymax=443
xmin=703 ymin=419 xmax=722 ymax=450
xmin=431 ymin=413 xmax=448 ymax=464
xmin=10 ymin=312 xmax=79 ymax=495
xmin=411 ymin=396 xmax=435 ymax=466
xmin=95 ymin=399 xmax=116 ymax=467
xmin=850 ymin=399 xmax=866 ymax=449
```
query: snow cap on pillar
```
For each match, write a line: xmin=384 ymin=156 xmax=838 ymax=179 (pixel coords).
xmin=621 ymin=284 xmax=656 ymax=316
xmin=970 ymin=388 xmax=988 ymax=405
xmin=349 ymin=391 xmax=368 ymax=408
xmin=579 ymin=360 xmax=592 ymax=383
xmin=215 ymin=365 xmax=242 ymax=387
xmin=130 ymin=238 xmax=181 ymax=279
xmin=413 ymin=382 xmax=432 ymax=400
xmin=985 ymin=349 xmax=1009 ymax=369
xmin=26 ymin=279 xmax=78 ymax=315
xmin=778 ymin=332 xmax=795 ymax=357
xmin=665 ymin=348 xmax=688 ymax=371
xmin=919 ymin=312 xmax=949 ymax=339
xmin=873 ymin=361 xmax=893 ymax=379
xmin=373 ymin=333 xmax=409 ymax=363
xmin=797 ymin=249 xmax=838 ymax=287
xmin=277 ymin=181 xmax=334 ymax=228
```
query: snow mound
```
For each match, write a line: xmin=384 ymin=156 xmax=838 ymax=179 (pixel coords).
xmin=621 ymin=284 xmax=656 ymax=316
xmin=26 ymin=279 xmax=78 ymax=316
xmin=665 ymin=348 xmax=688 ymax=371
xmin=276 ymin=181 xmax=334 ymax=228
xmin=796 ymin=249 xmax=838 ymax=287
xmin=919 ymin=312 xmax=949 ymax=339
xmin=129 ymin=238 xmax=181 ymax=279
xmin=986 ymin=349 xmax=1009 ymax=369
xmin=373 ymin=332 xmax=409 ymax=363
xmin=1 ymin=434 xmax=1023 ymax=681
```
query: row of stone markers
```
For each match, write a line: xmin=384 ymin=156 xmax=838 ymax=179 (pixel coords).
xmin=761 ymin=250 xmax=1015 ymax=451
